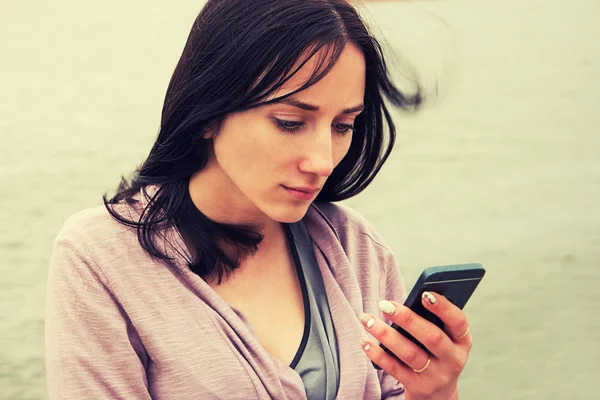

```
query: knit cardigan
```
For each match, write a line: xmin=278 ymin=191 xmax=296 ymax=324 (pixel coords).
xmin=45 ymin=189 xmax=407 ymax=399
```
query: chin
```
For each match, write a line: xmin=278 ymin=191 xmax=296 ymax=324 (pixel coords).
xmin=266 ymin=203 xmax=311 ymax=224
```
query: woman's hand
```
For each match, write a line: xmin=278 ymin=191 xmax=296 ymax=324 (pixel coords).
xmin=359 ymin=292 xmax=472 ymax=400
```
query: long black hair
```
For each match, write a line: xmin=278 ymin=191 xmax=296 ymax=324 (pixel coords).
xmin=103 ymin=0 xmax=422 ymax=284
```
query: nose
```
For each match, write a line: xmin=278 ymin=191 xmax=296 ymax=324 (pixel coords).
xmin=298 ymin=127 xmax=334 ymax=177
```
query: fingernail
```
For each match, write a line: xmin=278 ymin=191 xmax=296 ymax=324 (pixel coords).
xmin=422 ymin=291 xmax=436 ymax=305
xmin=360 ymin=313 xmax=376 ymax=328
xmin=362 ymin=341 xmax=371 ymax=351
xmin=379 ymin=300 xmax=396 ymax=315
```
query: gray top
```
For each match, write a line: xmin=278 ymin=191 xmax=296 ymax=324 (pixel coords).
xmin=287 ymin=221 xmax=340 ymax=400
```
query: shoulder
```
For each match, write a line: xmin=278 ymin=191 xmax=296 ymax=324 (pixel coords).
xmin=52 ymin=203 xmax=145 ymax=274
xmin=307 ymin=202 xmax=398 ymax=284
xmin=49 ymin=201 xmax=165 ymax=293
xmin=310 ymin=201 xmax=391 ymax=252
xmin=56 ymin=204 xmax=137 ymax=246
xmin=308 ymin=202 xmax=407 ymax=306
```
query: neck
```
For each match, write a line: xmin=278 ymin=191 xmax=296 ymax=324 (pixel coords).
xmin=187 ymin=168 xmax=285 ymax=257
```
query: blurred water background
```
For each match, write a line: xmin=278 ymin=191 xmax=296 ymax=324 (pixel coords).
xmin=1 ymin=0 xmax=599 ymax=399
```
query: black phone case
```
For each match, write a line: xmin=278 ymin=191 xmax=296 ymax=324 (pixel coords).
xmin=373 ymin=263 xmax=485 ymax=370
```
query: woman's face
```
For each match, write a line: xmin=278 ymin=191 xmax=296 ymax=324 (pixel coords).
xmin=192 ymin=43 xmax=366 ymax=224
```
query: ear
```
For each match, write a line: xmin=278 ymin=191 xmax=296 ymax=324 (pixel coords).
xmin=202 ymin=119 xmax=221 ymax=140
xmin=202 ymin=127 xmax=214 ymax=140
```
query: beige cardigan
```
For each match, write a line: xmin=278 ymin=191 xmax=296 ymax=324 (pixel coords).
xmin=45 ymin=188 xmax=407 ymax=399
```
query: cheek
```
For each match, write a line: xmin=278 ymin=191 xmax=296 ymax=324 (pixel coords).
xmin=218 ymin=135 xmax=254 ymax=164
xmin=213 ymin=118 xmax=283 ymax=177
xmin=333 ymin=134 xmax=353 ymax=167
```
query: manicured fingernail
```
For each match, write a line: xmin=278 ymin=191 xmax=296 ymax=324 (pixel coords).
xmin=422 ymin=291 xmax=436 ymax=305
xmin=362 ymin=341 xmax=371 ymax=351
xmin=379 ymin=300 xmax=396 ymax=315
xmin=360 ymin=313 xmax=376 ymax=328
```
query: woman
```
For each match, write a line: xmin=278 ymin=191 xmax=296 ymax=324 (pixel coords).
xmin=45 ymin=1 xmax=472 ymax=399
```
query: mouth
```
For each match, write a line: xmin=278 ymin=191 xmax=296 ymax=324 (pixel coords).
xmin=282 ymin=185 xmax=320 ymax=201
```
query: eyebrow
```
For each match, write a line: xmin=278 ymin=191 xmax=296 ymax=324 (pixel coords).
xmin=273 ymin=98 xmax=365 ymax=114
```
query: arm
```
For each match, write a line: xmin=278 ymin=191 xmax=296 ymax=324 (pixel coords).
xmin=45 ymin=237 xmax=152 ymax=400
xmin=377 ymin=248 xmax=408 ymax=400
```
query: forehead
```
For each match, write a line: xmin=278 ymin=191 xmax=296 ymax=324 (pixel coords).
xmin=267 ymin=43 xmax=366 ymax=109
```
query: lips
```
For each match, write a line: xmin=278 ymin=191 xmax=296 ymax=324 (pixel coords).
xmin=282 ymin=185 xmax=321 ymax=201
xmin=284 ymin=186 xmax=320 ymax=195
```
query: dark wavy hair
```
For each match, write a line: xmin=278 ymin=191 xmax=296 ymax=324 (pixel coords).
xmin=103 ymin=0 xmax=422 ymax=284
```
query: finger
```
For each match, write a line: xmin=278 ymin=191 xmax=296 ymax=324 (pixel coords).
xmin=360 ymin=339 xmax=429 ymax=384
xmin=378 ymin=300 xmax=455 ymax=359
xmin=421 ymin=292 xmax=471 ymax=346
xmin=359 ymin=313 xmax=430 ymax=371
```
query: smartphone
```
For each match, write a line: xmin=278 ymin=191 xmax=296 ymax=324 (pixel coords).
xmin=373 ymin=263 xmax=485 ymax=370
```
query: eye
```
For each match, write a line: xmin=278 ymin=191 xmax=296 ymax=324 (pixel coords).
xmin=333 ymin=123 xmax=354 ymax=136
xmin=272 ymin=118 xmax=354 ymax=136
xmin=272 ymin=118 xmax=305 ymax=134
